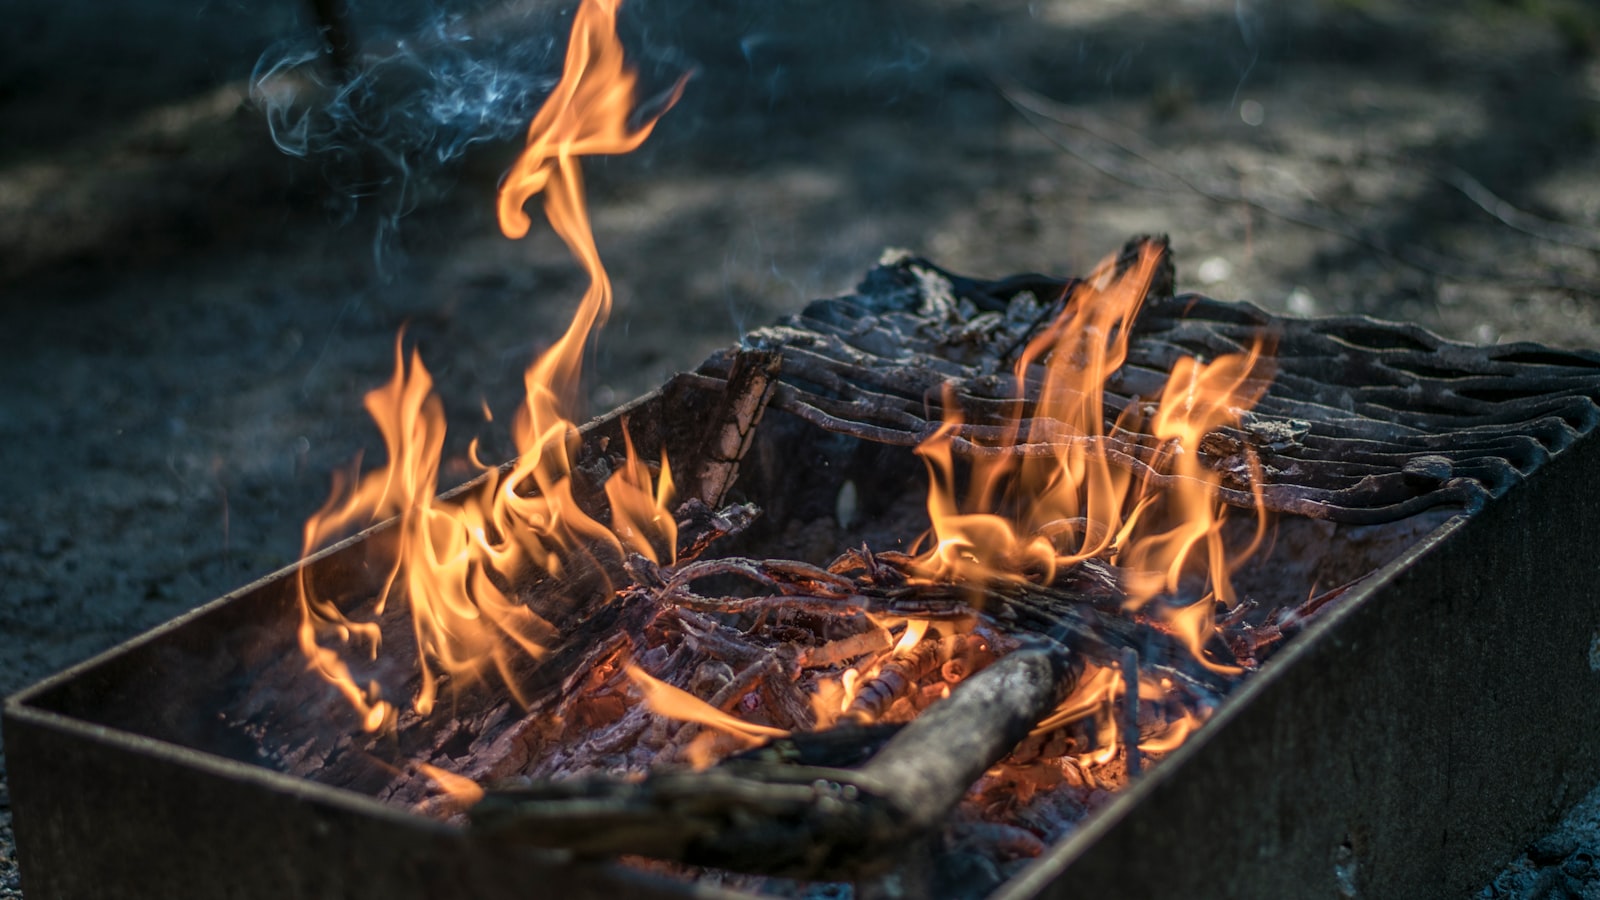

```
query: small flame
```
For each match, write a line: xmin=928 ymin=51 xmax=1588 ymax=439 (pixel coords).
xmin=1138 ymin=711 xmax=1204 ymax=755
xmin=1031 ymin=663 xmax=1119 ymax=735
xmin=840 ymin=667 xmax=863 ymax=712
xmin=806 ymin=671 xmax=854 ymax=730
xmin=1027 ymin=660 xmax=1211 ymax=772
xmin=891 ymin=618 xmax=931 ymax=656
xmin=1164 ymin=593 xmax=1241 ymax=676
xmin=296 ymin=0 xmax=686 ymax=727
xmin=417 ymin=762 xmax=485 ymax=807
xmin=624 ymin=664 xmax=789 ymax=742
xmin=604 ymin=428 xmax=679 ymax=563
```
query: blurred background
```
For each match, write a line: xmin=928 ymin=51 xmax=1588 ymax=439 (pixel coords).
xmin=2 ymin=0 xmax=1599 ymax=895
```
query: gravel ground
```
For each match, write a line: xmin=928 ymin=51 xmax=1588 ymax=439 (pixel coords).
xmin=3 ymin=1 xmax=1600 ymax=896
xmin=1486 ymin=780 xmax=1600 ymax=899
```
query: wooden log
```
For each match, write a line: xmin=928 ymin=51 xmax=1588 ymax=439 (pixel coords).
xmin=690 ymin=349 xmax=781 ymax=506
xmin=851 ymin=643 xmax=1075 ymax=835
xmin=844 ymin=634 xmax=966 ymax=723
xmin=471 ymin=644 xmax=1076 ymax=878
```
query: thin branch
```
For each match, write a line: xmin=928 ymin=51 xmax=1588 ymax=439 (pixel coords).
xmin=1433 ymin=165 xmax=1600 ymax=253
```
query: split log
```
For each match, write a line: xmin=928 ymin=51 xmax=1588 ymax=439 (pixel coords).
xmin=471 ymin=643 xmax=1076 ymax=878
xmin=690 ymin=348 xmax=781 ymax=506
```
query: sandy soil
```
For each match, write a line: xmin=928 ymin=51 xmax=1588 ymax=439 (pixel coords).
xmin=3 ymin=0 xmax=1600 ymax=896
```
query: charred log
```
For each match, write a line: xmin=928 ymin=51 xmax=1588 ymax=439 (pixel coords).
xmin=688 ymin=242 xmax=1600 ymax=525
xmin=471 ymin=644 xmax=1076 ymax=879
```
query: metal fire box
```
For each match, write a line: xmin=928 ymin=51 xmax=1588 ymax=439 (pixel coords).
xmin=9 ymin=257 xmax=1600 ymax=899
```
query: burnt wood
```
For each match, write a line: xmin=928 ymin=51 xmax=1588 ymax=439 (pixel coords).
xmin=690 ymin=237 xmax=1600 ymax=524
xmin=471 ymin=645 xmax=1075 ymax=879
xmin=689 ymin=349 xmax=782 ymax=507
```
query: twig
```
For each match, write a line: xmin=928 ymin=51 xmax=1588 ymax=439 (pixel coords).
xmin=471 ymin=645 xmax=1076 ymax=878
xmin=1433 ymin=165 xmax=1600 ymax=254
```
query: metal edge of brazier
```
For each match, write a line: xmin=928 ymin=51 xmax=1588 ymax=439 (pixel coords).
xmin=0 ymin=377 xmax=736 ymax=900
xmin=0 ymin=703 xmax=741 ymax=900
xmin=1001 ymin=409 xmax=1600 ymax=900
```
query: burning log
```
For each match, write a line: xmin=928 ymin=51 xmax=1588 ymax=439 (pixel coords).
xmin=696 ymin=239 xmax=1600 ymax=526
xmin=844 ymin=633 xmax=966 ymax=722
xmin=471 ymin=642 xmax=1076 ymax=879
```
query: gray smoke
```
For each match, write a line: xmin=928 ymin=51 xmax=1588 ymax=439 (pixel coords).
xmin=250 ymin=4 xmax=565 ymax=269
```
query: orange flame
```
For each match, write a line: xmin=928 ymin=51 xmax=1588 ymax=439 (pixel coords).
xmin=417 ymin=762 xmax=486 ymax=807
xmin=296 ymin=0 xmax=685 ymax=728
xmin=624 ymin=664 xmax=789 ymax=743
xmin=1031 ymin=663 xmax=1120 ymax=735
xmin=1138 ymin=710 xmax=1204 ymax=755
xmin=912 ymin=244 xmax=1272 ymax=672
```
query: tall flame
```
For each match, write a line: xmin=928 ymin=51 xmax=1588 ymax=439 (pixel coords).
xmin=296 ymin=0 xmax=685 ymax=729
xmin=294 ymin=0 xmax=1264 ymax=796
xmin=912 ymin=244 xmax=1272 ymax=669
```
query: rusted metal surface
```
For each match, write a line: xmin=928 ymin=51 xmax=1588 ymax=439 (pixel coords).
xmin=3 ymin=701 xmax=718 ymax=900
xmin=1001 ymin=424 xmax=1600 ymax=899
xmin=2 ymin=379 xmax=729 ymax=900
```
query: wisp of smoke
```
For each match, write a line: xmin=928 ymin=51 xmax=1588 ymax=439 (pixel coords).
xmin=250 ymin=5 xmax=563 ymax=271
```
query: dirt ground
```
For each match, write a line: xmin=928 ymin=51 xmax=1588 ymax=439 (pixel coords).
xmin=3 ymin=0 xmax=1600 ymax=896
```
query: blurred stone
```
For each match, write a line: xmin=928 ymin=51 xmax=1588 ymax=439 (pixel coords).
xmin=1197 ymin=256 xmax=1233 ymax=285
xmin=1287 ymin=287 xmax=1318 ymax=317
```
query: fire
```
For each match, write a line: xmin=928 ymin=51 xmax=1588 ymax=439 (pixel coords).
xmin=293 ymin=0 xmax=1257 ymax=814
xmin=417 ymin=762 xmax=485 ymax=808
xmin=624 ymin=665 xmax=789 ymax=744
xmin=1137 ymin=710 xmax=1204 ymax=755
xmin=912 ymin=245 xmax=1271 ymax=667
xmin=295 ymin=0 xmax=685 ymax=729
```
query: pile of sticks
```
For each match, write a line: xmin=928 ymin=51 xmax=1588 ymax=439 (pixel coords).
xmin=684 ymin=237 xmax=1600 ymax=524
